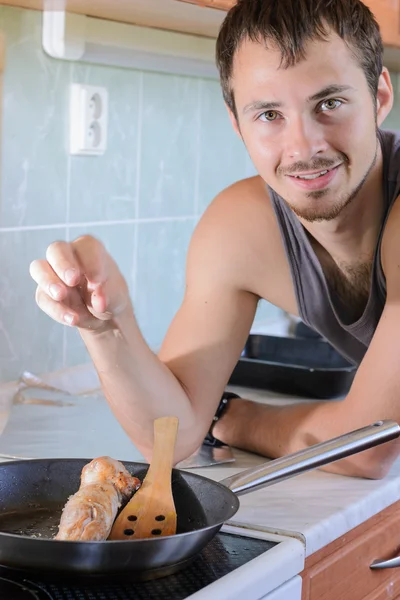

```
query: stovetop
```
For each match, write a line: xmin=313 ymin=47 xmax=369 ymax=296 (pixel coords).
xmin=0 ymin=532 xmax=277 ymax=600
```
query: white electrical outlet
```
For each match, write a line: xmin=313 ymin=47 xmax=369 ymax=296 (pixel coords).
xmin=70 ymin=84 xmax=108 ymax=155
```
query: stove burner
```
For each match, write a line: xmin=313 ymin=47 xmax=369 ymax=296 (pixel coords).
xmin=0 ymin=533 xmax=277 ymax=599
xmin=0 ymin=577 xmax=50 ymax=600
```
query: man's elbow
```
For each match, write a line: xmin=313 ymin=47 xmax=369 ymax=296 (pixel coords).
xmin=138 ymin=433 xmax=206 ymax=467
xmin=354 ymin=460 xmax=391 ymax=480
xmin=327 ymin=446 xmax=399 ymax=480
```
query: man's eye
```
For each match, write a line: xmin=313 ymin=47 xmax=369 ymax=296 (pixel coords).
xmin=259 ymin=110 xmax=279 ymax=122
xmin=320 ymin=99 xmax=342 ymax=111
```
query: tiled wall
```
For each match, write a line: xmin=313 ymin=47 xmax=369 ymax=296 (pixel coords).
xmin=1 ymin=7 xmax=399 ymax=383
xmin=0 ymin=6 xmax=282 ymax=382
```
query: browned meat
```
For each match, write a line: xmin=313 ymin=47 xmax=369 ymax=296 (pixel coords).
xmin=55 ymin=456 xmax=141 ymax=541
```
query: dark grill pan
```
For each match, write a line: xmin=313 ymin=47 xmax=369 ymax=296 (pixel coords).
xmin=228 ymin=334 xmax=356 ymax=398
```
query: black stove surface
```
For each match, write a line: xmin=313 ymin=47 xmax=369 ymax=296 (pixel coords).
xmin=0 ymin=532 xmax=277 ymax=600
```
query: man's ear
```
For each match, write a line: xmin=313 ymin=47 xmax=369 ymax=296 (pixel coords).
xmin=376 ymin=67 xmax=394 ymax=127
xmin=226 ymin=105 xmax=242 ymax=138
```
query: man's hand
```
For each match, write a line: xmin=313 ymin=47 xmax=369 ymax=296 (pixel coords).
xmin=29 ymin=236 xmax=130 ymax=332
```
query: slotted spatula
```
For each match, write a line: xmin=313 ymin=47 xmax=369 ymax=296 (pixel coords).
xmin=109 ymin=416 xmax=179 ymax=540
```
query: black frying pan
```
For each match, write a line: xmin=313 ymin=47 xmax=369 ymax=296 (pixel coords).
xmin=0 ymin=420 xmax=398 ymax=581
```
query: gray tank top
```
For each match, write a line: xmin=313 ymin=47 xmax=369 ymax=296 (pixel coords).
xmin=269 ymin=128 xmax=400 ymax=366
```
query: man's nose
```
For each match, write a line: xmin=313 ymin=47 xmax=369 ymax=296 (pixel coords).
xmin=284 ymin=116 xmax=328 ymax=163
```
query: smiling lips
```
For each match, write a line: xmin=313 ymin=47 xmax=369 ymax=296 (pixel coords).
xmin=287 ymin=164 xmax=341 ymax=191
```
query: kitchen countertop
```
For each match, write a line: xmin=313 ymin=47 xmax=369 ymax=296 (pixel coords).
xmin=190 ymin=449 xmax=400 ymax=557
xmin=0 ymin=364 xmax=400 ymax=560
xmin=192 ymin=385 xmax=400 ymax=557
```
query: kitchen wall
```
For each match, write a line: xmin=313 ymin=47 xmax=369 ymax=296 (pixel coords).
xmin=0 ymin=6 xmax=284 ymax=382
xmin=1 ymin=7 xmax=400 ymax=383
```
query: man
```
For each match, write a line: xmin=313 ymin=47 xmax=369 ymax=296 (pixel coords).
xmin=30 ymin=0 xmax=400 ymax=478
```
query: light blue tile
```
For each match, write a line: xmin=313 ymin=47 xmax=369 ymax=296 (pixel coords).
xmin=0 ymin=7 xmax=71 ymax=227
xmin=64 ymin=329 xmax=89 ymax=370
xmin=134 ymin=219 xmax=196 ymax=350
xmin=139 ymin=73 xmax=199 ymax=218
xmin=69 ymin=64 xmax=141 ymax=223
xmin=253 ymin=300 xmax=284 ymax=325
xmin=246 ymin=156 xmax=258 ymax=178
xmin=197 ymin=79 xmax=250 ymax=214
xmin=65 ymin=223 xmax=136 ymax=367
xmin=0 ymin=228 xmax=67 ymax=382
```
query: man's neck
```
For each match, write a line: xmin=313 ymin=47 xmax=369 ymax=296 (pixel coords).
xmin=300 ymin=145 xmax=384 ymax=267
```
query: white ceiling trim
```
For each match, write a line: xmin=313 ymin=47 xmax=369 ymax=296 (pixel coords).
xmin=42 ymin=10 xmax=219 ymax=79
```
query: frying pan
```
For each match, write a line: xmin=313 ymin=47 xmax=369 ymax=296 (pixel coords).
xmin=0 ymin=419 xmax=398 ymax=581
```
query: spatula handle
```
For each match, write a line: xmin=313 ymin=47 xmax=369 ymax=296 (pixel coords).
xmin=146 ymin=416 xmax=179 ymax=481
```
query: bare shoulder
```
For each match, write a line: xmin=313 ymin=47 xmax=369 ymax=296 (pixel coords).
xmin=193 ymin=176 xmax=278 ymax=249
xmin=188 ymin=176 xmax=297 ymax=311
xmin=208 ymin=175 xmax=274 ymax=218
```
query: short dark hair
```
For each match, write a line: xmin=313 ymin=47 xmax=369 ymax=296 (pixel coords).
xmin=216 ymin=0 xmax=383 ymax=117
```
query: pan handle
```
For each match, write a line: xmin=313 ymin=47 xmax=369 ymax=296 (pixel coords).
xmin=219 ymin=420 xmax=400 ymax=496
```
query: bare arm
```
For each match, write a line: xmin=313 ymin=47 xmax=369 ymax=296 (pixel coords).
xmin=30 ymin=183 xmax=261 ymax=463
xmin=80 ymin=227 xmax=258 ymax=462
xmin=215 ymin=198 xmax=400 ymax=479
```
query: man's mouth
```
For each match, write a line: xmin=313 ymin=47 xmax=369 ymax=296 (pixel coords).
xmin=286 ymin=164 xmax=341 ymax=191
xmin=293 ymin=169 xmax=330 ymax=180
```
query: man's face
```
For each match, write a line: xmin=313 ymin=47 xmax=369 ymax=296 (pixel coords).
xmin=230 ymin=33 xmax=390 ymax=222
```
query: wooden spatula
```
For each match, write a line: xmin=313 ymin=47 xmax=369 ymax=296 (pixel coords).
xmin=109 ymin=416 xmax=179 ymax=540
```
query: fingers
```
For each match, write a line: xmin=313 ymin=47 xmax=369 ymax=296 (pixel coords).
xmin=45 ymin=241 xmax=81 ymax=287
xmin=87 ymin=283 xmax=108 ymax=315
xmin=32 ymin=236 xmax=109 ymax=311
xmin=39 ymin=236 xmax=107 ymax=290
xmin=35 ymin=284 xmax=102 ymax=328
xmin=29 ymin=259 xmax=68 ymax=301
xmin=35 ymin=286 xmax=78 ymax=326
xmin=30 ymin=238 xmax=102 ymax=325
xmin=71 ymin=237 xmax=110 ymax=314
xmin=72 ymin=236 xmax=108 ymax=288
xmin=31 ymin=235 xmax=128 ymax=327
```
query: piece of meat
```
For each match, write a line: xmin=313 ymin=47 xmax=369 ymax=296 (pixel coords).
xmin=55 ymin=456 xmax=141 ymax=541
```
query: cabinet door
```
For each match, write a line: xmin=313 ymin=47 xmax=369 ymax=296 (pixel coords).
xmin=363 ymin=0 xmax=400 ymax=47
xmin=301 ymin=500 xmax=400 ymax=600
xmin=362 ymin=572 xmax=400 ymax=600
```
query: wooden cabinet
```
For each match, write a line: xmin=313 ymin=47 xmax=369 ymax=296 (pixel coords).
xmin=301 ymin=499 xmax=400 ymax=600
xmin=180 ymin=0 xmax=400 ymax=50
xmin=2 ymin=0 xmax=400 ymax=48
xmin=363 ymin=0 xmax=400 ymax=48
xmin=179 ymin=0 xmax=400 ymax=48
xmin=0 ymin=0 xmax=226 ymax=38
